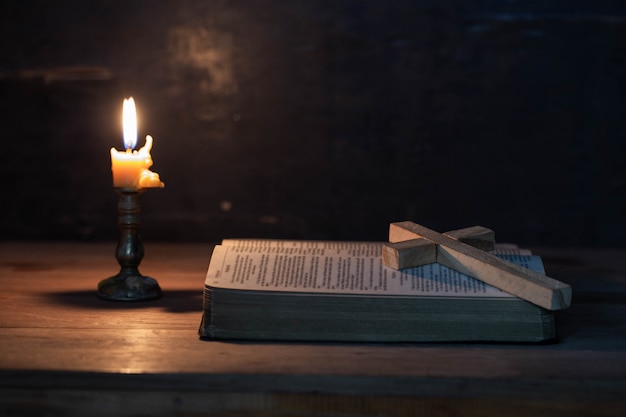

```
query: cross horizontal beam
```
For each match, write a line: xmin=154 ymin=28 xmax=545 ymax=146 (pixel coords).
xmin=382 ymin=225 xmax=495 ymax=270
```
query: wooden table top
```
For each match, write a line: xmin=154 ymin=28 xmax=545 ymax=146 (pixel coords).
xmin=1 ymin=242 xmax=626 ymax=416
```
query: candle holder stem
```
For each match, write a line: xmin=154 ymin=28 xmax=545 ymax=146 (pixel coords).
xmin=97 ymin=189 xmax=161 ymax=301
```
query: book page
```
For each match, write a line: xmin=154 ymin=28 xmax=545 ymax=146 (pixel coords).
xmin=206 ymin=242 xmax=545 ymax=298
xmin=220 ymin=239 xmax=381 ymax=256
xmin=222 ymin=239 xmax=530 ymax=256
xmin=491 ymin=246 xmax=532 ymax=255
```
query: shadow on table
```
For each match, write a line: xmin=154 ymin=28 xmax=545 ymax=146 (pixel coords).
xmin=44 ymin=289 xmax=203 ymax=313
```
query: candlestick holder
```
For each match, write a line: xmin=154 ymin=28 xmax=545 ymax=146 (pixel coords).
xmin=97 ymin=188 xmax=162 ymax=301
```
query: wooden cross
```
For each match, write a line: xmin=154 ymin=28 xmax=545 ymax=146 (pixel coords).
xmin=382 ymin=221 xmax=572 ymax=311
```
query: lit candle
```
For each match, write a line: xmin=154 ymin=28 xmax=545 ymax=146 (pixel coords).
xmin=110 ymin=97 xmax=164 ymax=189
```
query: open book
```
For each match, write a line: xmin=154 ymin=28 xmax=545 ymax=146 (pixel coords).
xmin=199 ymin=239 xmax=556 ymax=342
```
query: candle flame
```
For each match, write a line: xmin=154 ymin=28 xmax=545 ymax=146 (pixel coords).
xmin=122 ymin=97 xmax=137 ymax=150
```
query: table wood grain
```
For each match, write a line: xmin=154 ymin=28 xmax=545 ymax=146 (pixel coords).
xmin=1 ymin=242 xmax=626 ymax=416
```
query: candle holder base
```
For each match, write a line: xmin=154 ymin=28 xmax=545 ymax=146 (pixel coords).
xmin=98 ymin=188 xmax=162 ymax=302
xmin=97 ymin=273 xmax=161 ymax=301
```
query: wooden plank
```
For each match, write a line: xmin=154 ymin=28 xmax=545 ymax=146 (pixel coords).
xmin=3 ymin=328 xmax=626 ymax=393
xmin=0 ymin=290 xmax=202 ymax=330
xmin=388 ymin=222 xmax=572 ymax=310
xmin=1 ymin=386 xmax=625 ymax=417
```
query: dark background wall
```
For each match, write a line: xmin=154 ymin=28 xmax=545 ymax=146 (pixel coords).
xmin=1 ymin=0 xmax=625 ymax=246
